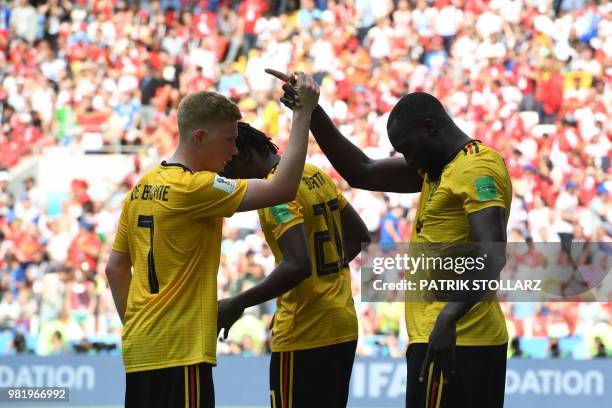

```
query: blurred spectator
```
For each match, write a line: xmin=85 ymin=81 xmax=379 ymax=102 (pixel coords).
xmin=139 ymin=65 xmax=165 ymax=129
xmin=10 ymin=0 xmax=38 ymax=43
xmin=594 ymin=337 xmax=609 ymax=358
xmin=239 ymin=0 xmax=268 ymax=57
xmin=549 ymin=338 xmax=561 ymax=358
xmin=10 ymin=332 xmax=32 ymax=354
xmin=379 ymin=199 xmax=403 ymax=253
xmin=67 ymin=219 xmax=101 ymax=272
xmin=49 ymin=330 xmax=67 ymax=355
xmin=0 ymin=291 xmax=19 ymax=326
xmin=509 ymin=337 xmax=523 ymax=358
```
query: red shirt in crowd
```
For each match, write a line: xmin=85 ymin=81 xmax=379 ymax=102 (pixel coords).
xmin=68 ymin=229 xmax=102 ymax=271
xmin=239 ymin=0 xmax=267 ymax=35
xmin=538 ymin=71 xmax=564 ymax=115
xmin=14 ymin=231 xmax=41 ymax=263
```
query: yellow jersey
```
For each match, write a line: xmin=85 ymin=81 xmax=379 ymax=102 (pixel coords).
xmin=112 ymin=161 xmax=247 ymax=372
xmin=406 ymin=142 xmax=511 ymax=346
xmin=259 ymin=163 xmax=358 ymax=352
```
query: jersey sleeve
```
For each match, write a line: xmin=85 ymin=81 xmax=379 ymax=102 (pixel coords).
xmin=187 ymin=172 xmax=248 ymax=219
xmin=112 ymin=195 xmax=130 ymax=253
xmin=452 ymin=153 xmax=510 ymax=215
xmin=260 ymin=198 xmax=304 ymax=240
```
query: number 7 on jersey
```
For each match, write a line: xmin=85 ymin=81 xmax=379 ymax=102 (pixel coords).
xmin=138 ymin=215 xmax=159 ymax=293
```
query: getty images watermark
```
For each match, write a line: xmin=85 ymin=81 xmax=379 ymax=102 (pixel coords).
xmin=359 ymin=242 xmax=612 ymax=302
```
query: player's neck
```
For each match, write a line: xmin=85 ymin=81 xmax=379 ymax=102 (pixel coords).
xmin=427 ymin=128 xmax=472 ymax=181
xmin=167 ymin=147 xmax=204 ymax=173
xmin=440 ymin=127 xmax=473 ymax=166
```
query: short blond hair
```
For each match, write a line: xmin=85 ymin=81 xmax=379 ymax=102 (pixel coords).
xmin=177 ymin=92 xmax=241 ymax=141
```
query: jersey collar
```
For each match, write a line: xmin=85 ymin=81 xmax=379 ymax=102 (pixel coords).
xmin=161 ymin=160 xmax=194 ymax=174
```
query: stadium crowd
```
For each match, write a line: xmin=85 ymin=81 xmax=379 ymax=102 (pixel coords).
xmin=0 ymin=0 xmax=610 ymax=358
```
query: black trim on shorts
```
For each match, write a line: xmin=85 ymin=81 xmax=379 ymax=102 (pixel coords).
xmin=125 ymin=362 xmax=214 ymax=408
xmin=270 ymin=340 xmax=357 ymax=408
xmin=406 ymin=343 xmax=507 ymax=408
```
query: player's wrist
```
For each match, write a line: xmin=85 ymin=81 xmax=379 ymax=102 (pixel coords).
xmin=292 ymin=109 xmax=313 ymax=120
xmin=437 ymin=304 xmax=462 ymax=325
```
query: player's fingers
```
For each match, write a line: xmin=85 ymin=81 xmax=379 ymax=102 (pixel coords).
xmin=282 ymin=83 xmax=298 ymax=97
xmin=302 ymin=76 xmax=314 ymax=96
xmin=280 ymin=96 xmax=300 ymax=109
xmin=419 ymin=348 xmax=433 ymax=382
xmin=449 ymin=348 xmax=456 ymax=375
xmin=295 ymin=71 xmax=306 ymax=88
xmin=308 ymin=75 xmax=315 ymax=89
xmin=265 ymin=68 xmax=292 ymax=83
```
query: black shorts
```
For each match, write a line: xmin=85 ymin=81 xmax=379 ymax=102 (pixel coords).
xmin=406 ymin=343 xmax=507 ymax=408
xmin=125 ymin=362 xmax=214 ymax=408
xmin=270 ymin=340 xmax=357 ymax=408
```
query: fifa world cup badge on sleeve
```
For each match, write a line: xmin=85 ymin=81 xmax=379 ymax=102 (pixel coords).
xmin=474 ymin=176 xmax=497 ymax=201
xmin=213 ymin=175 xmax=237 ymax=194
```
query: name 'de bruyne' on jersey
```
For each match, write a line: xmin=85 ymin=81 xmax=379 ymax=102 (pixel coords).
xmin=130 ymin=184 xmax=171 ymax=202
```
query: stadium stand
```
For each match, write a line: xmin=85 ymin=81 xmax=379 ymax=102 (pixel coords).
xmin=0 ymin=0 xmax=610 ymax=360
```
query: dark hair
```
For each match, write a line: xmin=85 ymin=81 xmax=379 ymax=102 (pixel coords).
xmin=388 ymin=92 xmax=451 ymax=129
xmin=235 ymin=122 xmax=279 ymax=160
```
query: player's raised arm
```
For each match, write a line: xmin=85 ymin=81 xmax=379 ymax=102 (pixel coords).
xmin=265 ymin=69 xmax=422 ymax=193
xmin=236 ymin=72 xmax=319 ymax=212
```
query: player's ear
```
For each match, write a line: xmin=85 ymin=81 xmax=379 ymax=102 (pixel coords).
xmin=191 ymin=129 xmax=206 ymax=146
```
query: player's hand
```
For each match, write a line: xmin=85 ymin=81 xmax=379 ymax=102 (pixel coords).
xmin=419 ymin=313 xmax=457 ymax=385
xmin=217 ymin=297 xmax=244 ymax=340
xmin=265 ymin=68 xmax=302 ymax=110
xmin=293 ymin=72 xmax=319 ymax=112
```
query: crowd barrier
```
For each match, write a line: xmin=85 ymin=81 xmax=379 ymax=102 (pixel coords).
xmin=0 ymin=356 xmax=609 ymax=407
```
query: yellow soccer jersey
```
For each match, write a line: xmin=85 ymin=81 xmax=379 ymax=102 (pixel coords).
xmin=112 ymin=161 xmax=247 ymax=372
xmin=406 ymin=141 xmax=512 ymax=346
xmin=259 ymin=163 xmax=358 ymax=352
